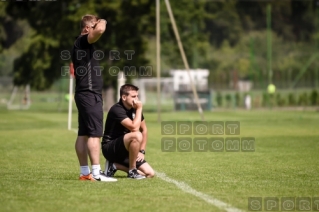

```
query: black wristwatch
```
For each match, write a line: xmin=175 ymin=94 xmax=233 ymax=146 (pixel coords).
xmin=139 ymin=150 xmax=145 ymax=155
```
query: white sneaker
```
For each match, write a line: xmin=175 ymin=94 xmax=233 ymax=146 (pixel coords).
xmin=93 ymin=174 xmax=117 ymax=182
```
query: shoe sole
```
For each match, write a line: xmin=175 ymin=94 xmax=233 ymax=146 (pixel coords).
xmin=79 ymin=178 xmax=96 ymax=181
xmin=94 ymin=175 xmax=118 ymax=182
xmin=94 ymin=178 xmax=117 ymax=182
xmin=127 ymin=177 xmax=146 ymax=180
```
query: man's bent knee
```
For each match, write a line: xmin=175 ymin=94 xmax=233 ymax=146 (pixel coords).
xmin=124 ymin=132 xmax=143 ymax=150
xmin=146 ymin=170 xmax=155 ymax=178
xmin=130 ymin=131 xmax=143 ymax=142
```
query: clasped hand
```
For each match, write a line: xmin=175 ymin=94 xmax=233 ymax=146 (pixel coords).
xmin=136 ymin=152 xmax=145 ymax=162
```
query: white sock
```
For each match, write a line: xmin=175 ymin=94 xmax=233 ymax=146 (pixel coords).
xmin=92 ymin=164 xmax=101 ymax=177
xmin=80 ymin=166 xmax=90 ymax=176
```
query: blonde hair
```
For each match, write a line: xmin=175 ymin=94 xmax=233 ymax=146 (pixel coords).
xmin=80 ymin=14 xmax=99 ymax=31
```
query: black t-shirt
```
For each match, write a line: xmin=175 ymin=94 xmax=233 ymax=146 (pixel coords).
xmin=71 ymin=34 xmax=103 ymax=94
xmin=102 ymin=100 xmax=144 ymax=143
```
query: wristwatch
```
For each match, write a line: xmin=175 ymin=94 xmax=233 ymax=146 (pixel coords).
xmin=139 ymin=150 xmax=145 ymax=155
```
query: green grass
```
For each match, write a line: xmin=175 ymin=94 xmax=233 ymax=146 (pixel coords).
xmin=0 ymin=107 xmax=319 ymax=212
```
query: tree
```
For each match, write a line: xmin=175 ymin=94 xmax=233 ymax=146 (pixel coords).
xmin=159 ymin=0 xmax=211 ymax=72
xmin=0 ymin=4 xmax=24 ymax=76
xmin=3 ymin=0 xmax=318 ymax=91
xmin=6 ymin=0 xmax=154 ymax=90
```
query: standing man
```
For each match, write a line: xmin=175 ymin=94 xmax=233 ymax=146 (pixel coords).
xmin=101 ymin=84 xmax=155 ymax=179
xmin=72 ymin=14 xmax=116 ymax=182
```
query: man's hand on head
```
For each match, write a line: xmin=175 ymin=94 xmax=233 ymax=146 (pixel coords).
xmin=91 ymin=19 xmax=102 ymax=29
xmin=92 ymin=19 xmax=106 ymax=29
xmin=92 ymin=21 xmax=98 ymax=29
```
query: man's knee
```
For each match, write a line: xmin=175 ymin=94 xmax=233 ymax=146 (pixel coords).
xmin=141 ymin=165 xmax=155 ymax=178
xmin=146 ymin=169 xmax=155 ymax=178
xmin=130 ymin=131 xmax=143 ymax=142
xmin=124 ymin=132 xmax=142 ymax=149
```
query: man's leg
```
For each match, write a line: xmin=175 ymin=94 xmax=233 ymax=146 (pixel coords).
xmin=101 ymin=138 xmax=126 ymax=177
xmin=113 ymin=163 xmax=128 ymax=173
xmin=102 ymin=134 xmax=144 ymax=179
xmin=87 ymin=137 xmax=101 ymax=177
xmin=76 ymin=135 xmax=96 ymax=181
xmin=112 ymin=162 xmax=147 ymax=177
xmin=87 ymin=137 xmax=100 ymax=165
xmin=75 ymin=93 xmax=92 ymax=179
xmin=123 ymin=132 xmax=145 ymax=179
xmin=75 ymin=136 xmax=100 ymax=176
xmin=123 ymin=132 xmax=142 ymax=170
xmin=79 ymin=93 xmax=115 ymax=181
xmin=75 ymin=136 xmax=88 ymax=166
xmin=107 ymin=163 xmax=145 ymax=176
xmin=138 ymin=163 xmax=155 ymax=178
xmin=113 ymin=161 xmax=154 ymax=178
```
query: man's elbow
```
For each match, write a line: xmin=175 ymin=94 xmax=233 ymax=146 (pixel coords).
xmin=96 ymin=26 xmax=106 ymax=34
xmin=141 ymin=129 xmax=147 ymax=135
xmin=140 ymin=125 xmax=147 ymax=133
xmin=131 ymin=128 xmax=140 ymax=132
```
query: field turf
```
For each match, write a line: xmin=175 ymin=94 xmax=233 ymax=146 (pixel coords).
xmin=0 ymin=108 xmax=318 ymax=212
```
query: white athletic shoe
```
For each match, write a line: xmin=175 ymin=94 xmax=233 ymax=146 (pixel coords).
xmin=93 ymin=173 xmax=117 ymax=182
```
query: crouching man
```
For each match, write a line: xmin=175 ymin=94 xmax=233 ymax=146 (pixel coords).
xmin=101 ymin=84 xmax=155 ymax=179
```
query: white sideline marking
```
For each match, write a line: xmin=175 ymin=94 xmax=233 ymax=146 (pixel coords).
xmin=155 ymin=171 xmax=244 ymax=212
xmin=70 ymin=130 xmax=243 ymax=211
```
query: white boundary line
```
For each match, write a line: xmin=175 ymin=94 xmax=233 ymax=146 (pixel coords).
xmin=70 ymin=129 xmax=243 ymax=211
xmin=155 ymin=171 xmax=244 ymax=212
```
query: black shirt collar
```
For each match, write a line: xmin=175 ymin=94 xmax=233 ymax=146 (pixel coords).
xmin=118 ymin=98 xmax=132 ymax=112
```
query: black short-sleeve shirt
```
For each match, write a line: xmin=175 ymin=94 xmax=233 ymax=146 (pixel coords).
xmin=71 ymin=34 xmax=103 ymax=94
xmin=102 ymin=100 xmax=144 ymax=144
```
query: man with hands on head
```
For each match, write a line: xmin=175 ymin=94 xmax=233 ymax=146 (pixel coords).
xmin=101 ymin=84 xmax=155 ymax=179
xmin=72 ymin=14 xmax=116 ymax=182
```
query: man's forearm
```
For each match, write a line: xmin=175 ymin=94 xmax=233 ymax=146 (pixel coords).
xmin=131 ymin=108 xmax=142 ymax=131
xmin=93 ymin=19 xmax=106 ymax=33
xmin=140 ymin=130 xmax=147 ymax=150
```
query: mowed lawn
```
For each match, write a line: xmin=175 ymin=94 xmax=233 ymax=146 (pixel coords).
xmin=0 ymin=108 xmax=318 ymax=212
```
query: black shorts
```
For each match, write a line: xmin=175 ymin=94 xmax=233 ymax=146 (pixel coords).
xmin=74 ymin=91 xmax=103 ymax=137
xmin=101 ymin=135 xmax=146 ymax=168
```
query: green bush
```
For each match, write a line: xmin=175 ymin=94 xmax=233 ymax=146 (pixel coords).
xmin=214 ymin=90 xmax=318 ymax=108
xmin=225 ymin=93 xmax=231 ymax=108
xmin=287 ymin=93 xmax=296 ymax=106
xmin=310 ymin=90 xmax=318 ymax=106
xmin=262 ymin=92 xmax=269 ymax=107
xmin=235 ymin=92 xmax=241 ymax=107
xmin=298 ymin=92 xmax=308 ymax=106
xmin=276 ymin=93 xmax=286 ymax=106
xmin=216 ymin=92 xmax=222 ymax=107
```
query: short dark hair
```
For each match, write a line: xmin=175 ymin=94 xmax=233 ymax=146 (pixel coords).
xmin=120 ymin=84 xmax=139 ymax=96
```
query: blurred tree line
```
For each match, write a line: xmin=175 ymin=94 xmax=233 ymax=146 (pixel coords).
xmin=0 ymin=0 xmax=318 ymax=91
